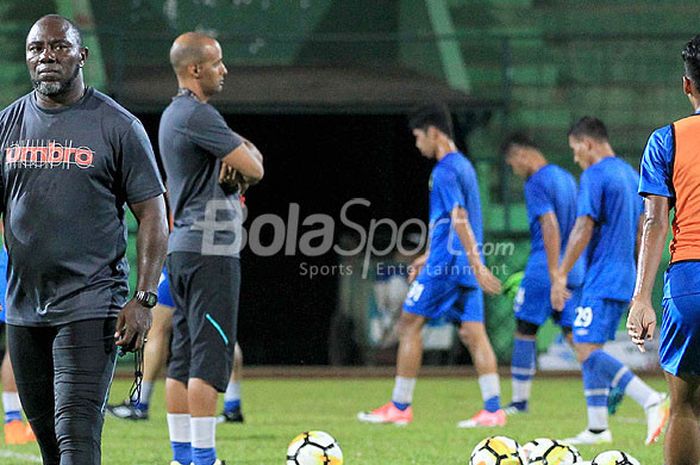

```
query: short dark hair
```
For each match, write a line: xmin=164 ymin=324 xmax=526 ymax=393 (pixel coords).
xmin=568 ymin=116 xmax=609 ymax=142
xmin=500 ymin=132 xmax=539 ymax=156
xmin=408 ymin=103 xmax=453 ymax=139
xmin=682 ymin=35 xmax=700 ymax=89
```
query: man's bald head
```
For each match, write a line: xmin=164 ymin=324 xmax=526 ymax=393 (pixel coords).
xmin=27 ymin=14 xmax=83 ymax=47
xmin=170 ymin=32 xmax=219 ymax=75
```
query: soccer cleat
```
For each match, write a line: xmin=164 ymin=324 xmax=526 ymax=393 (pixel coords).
xmin=217 ymin=407 xmax=244 ymax=424
xmin=106 ymin=399 xmax=149 ymax=421
xmin=503 ymin=402 xmax=528 ymax=416
xmin=562 ymin=429 xmax=613 ymax=445
xmin=607 ymin=385 xmax=625 ymax=415
xmin=456 ymin=409 xmax=507 ymax=428
xmin=4 ymin=419 xmax=37 ymax=445
xmin=645 ymin=393 xmax=670 ymax=445
xmin=357 ymin=402 xmax=413 ymax=425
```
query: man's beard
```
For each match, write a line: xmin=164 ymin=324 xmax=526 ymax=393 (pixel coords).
xmin=31 ymin=66 xmax=80 ymax=97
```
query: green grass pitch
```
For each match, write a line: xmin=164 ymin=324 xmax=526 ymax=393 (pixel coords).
xmin=0 ymin=376 xmax=665 ymax=464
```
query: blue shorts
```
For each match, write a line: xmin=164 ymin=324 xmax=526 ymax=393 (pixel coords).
xmin=403 ymin=275 xmax=483 ymax=323
xmin=512 ymin=277 xmax=581 ymax=329
xmin=157 ymin=269 xmax=175 ymax=308
xmin=0 ymin=248 xmax=7 ymax=324
xmin=572 ymin=296 xmax=628 ymax=344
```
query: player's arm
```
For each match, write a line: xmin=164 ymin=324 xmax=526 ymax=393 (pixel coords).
xmin=116 ymin=195 xmax=169 ymax=352
xmin=539 ymin=212 xmax=562 ymax=282
xmin=221 ymin=141 xmax=264 ymax=182
xmin=551 ymin=216 xmax=594 ymax=310
xmin=451 ymin=206 xmax=502 ymax=295
xmin=628 ymin=196 xmax=669 ymax=352
xmin=635 ymin=213 xmax=644 ymax=260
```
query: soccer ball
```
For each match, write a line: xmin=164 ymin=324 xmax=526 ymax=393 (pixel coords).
xmin=527 ymin=440 xmax=581 ymax=465
xmin=469 ymin=436 xmax=523 ymax=465
xmin=286 ymin=431 xmax=343 ymax=465
xmin=519 ymin=438 xmax=556 ymax=463
xmin=591 ymin=451 xmax=640 ymax=465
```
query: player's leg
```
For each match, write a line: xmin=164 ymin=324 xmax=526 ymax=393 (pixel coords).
xmin=2 ymin=344 xmax=36 ymax=445
xmin=456 ymin=288 xmax=506 ymax=428
xmin=166 ymin=257 xmax=194 ymax=465
xmin=219 ymin=343 xmax=244 ymax=423
xmin=508 ymin=321 xmax=538 ymax=414
xmin=664 ymin=373 xmax=700 ymax=465
xmin=6 ymin=325 xmax=57 ymax=462
xmin=186 ymin=255 xmax=239 ymax=465
xmin=51 ymin=318 xmax=118 ymax=465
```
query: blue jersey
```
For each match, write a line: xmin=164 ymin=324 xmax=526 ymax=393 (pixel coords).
xmin=524 ymin=164 xmax=584 ymax=287
xmin=578 ymin=156 xmax=643 ymax=301
xmin=425 ymin=151 xmax=483 ymax=288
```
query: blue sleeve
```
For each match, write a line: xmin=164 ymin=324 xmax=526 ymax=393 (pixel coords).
xmin=639 ymin=125 xmax=674 ymax=198
xmin=577 ymin=169 xmax=602 ymax=221
xmin=432 ymin=167 xmax=466 ymax=212
xmin=524 ymin=176 xmax=554 ymax=220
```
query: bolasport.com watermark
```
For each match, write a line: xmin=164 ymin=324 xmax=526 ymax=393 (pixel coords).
xmin=195 ymin=198 xmax=516 ymax=279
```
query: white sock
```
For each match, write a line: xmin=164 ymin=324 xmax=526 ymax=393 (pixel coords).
xmin=191 ymin=417 xmax=216 ymax=449
xmin=587 ymin=407 xmax=609 ymax=431
xmin=391 ymin=376 xmax=416 ymax=405
xmin=624 ymin=377 xmax=660 ymax=409
xmin=478 ymin=373 xmax=500 ymax=402
xmin=167 ymin=413 xmax=191 ymax=443
xmin=140 ymin=381 xmax=154 ymax=405
xmin=224 ymin=381 xmax=241 ymax=402
xmin=512 ymin=379 xmax=532 ymax=403
xmin=2 ymin=392 xmax=22 ymax=413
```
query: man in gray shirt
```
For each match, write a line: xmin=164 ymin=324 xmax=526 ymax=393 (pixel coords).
xmin=159 ymin=32 xmax=263 ymax=465
xmin=0 ymin=15 xmax=168 ymax=465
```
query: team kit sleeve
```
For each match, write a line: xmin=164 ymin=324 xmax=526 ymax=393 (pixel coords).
xmin=433 ymin=168 xmax=466 ymax=212
xmin=524 ymin=177 xmax=554 ymax=220
xmin=187 ymin=104 xmax=244 ymax=159
xmin=638 ymin=125 xmax=674 ymax=199
xmin=119 ymin=119 xmax=166 ymax=204
xmin=576 ymin=169 xmax=603 ymax=221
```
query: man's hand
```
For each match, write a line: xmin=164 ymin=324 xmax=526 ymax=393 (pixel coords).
xmin=550 ymin=272 xmax=571 ymax=311
xmin=408 ymin=254 xmax=427 ymax=284
xmin=627 ymin=298 xmax=657 ymax=353
xmin=219 ymin=165 xmax=248 ymax=195
xmin=114 ymin=300 xmax=153 ymax=353
xmin=475 ymin=264 xmax=502 ymax=296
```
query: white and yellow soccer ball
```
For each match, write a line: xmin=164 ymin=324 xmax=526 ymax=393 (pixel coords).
xmin=527 ymin=440 xmax=581 ymax=465
xmin=469 ymin=436 xmax=524 ymax=465
xmin=519 ymin=438 xmax=556 ymax=463
xmin=286 ymin=431 xmax=343 ymax=465
xmin=591 ymin=450 xmax=640 ymax=465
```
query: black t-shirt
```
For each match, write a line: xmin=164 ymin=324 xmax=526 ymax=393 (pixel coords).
xmin=0 ymin=88 xmax=165 ymax=326
xmin=159 ymin=93 xmax=243 ymax=257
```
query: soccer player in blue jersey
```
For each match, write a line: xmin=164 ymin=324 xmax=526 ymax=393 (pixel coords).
xmin=629 ymin=35 xmax=700 ymax=465
xmin=551 ymin=117 xmax=668 ymax=445
xmin=501 ymin=133 xmax=584 ymax=415
xmin=358 ymin=104 xmax=505 ymax=428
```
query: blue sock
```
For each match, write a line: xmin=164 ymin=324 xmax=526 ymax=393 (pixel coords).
xmin=582 ymin=352 xmax=610 ymax=431
xmin=192 ymin=447 xmax=217 ymax=465
xmin=585 ymin=349 xmax=635 ymax=392
xmin=171 ymin=441 xmax=192 ymax=465
xmin=511 ymin=337 xmax=536 ymax=407
xmin=224 ymin=399 xmax=240 ymax=413
xmin=392 ymin=401 xmax=410 ymax=411
xmin=484 ymin=396 xmax=501 ymax=413
xmin=4 ymin=411 xmax=22 ymax=423
xmin=134 ymin=401 xmax=149 ymax=412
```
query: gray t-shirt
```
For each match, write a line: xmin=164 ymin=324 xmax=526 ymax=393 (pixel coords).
xmin=159 ymin=93 xmax=243 ymax=257
xmin=0 ymin=88 xmax=165 ymax=326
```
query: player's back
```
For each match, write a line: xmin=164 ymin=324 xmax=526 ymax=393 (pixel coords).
xmin=582 ymin=157 xmax=641 ymax=301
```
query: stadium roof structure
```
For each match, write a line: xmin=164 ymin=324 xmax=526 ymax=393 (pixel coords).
xmin=112 ymin=65 xmax=501 ymax=115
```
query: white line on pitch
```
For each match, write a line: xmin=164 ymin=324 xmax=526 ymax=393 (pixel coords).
xmin=0 ymin=450 xmax=43 ymax=463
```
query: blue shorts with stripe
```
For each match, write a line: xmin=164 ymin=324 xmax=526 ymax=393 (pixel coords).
xmin=512 ymin=276 xmax=581 ymax=329
xmin=403 ymin=272 xmax=483 ymax=323
xmin=659 ymin=262 xmax=700 ymax=376
xmin=157 ymin=269 xmax=175 ymax=308
xmin=572 ymin=295 xmax=628 ymax=344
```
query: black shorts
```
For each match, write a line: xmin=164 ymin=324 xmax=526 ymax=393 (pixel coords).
xmin=166 ymin=252 xmax=240 ymax=392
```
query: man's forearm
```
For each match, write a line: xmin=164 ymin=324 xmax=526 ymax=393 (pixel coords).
xmin=558 ymin=217 xmax=593 ymax=276
xmin=540 ymin=213 xmax=561 ymax=281
xmin=133 ymin=198 xmax=169 ymax=292
xmin=633 ymin=199 xmax=669 ymax=301
xmin=451 ymin=208 xmax=482 ymax=271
